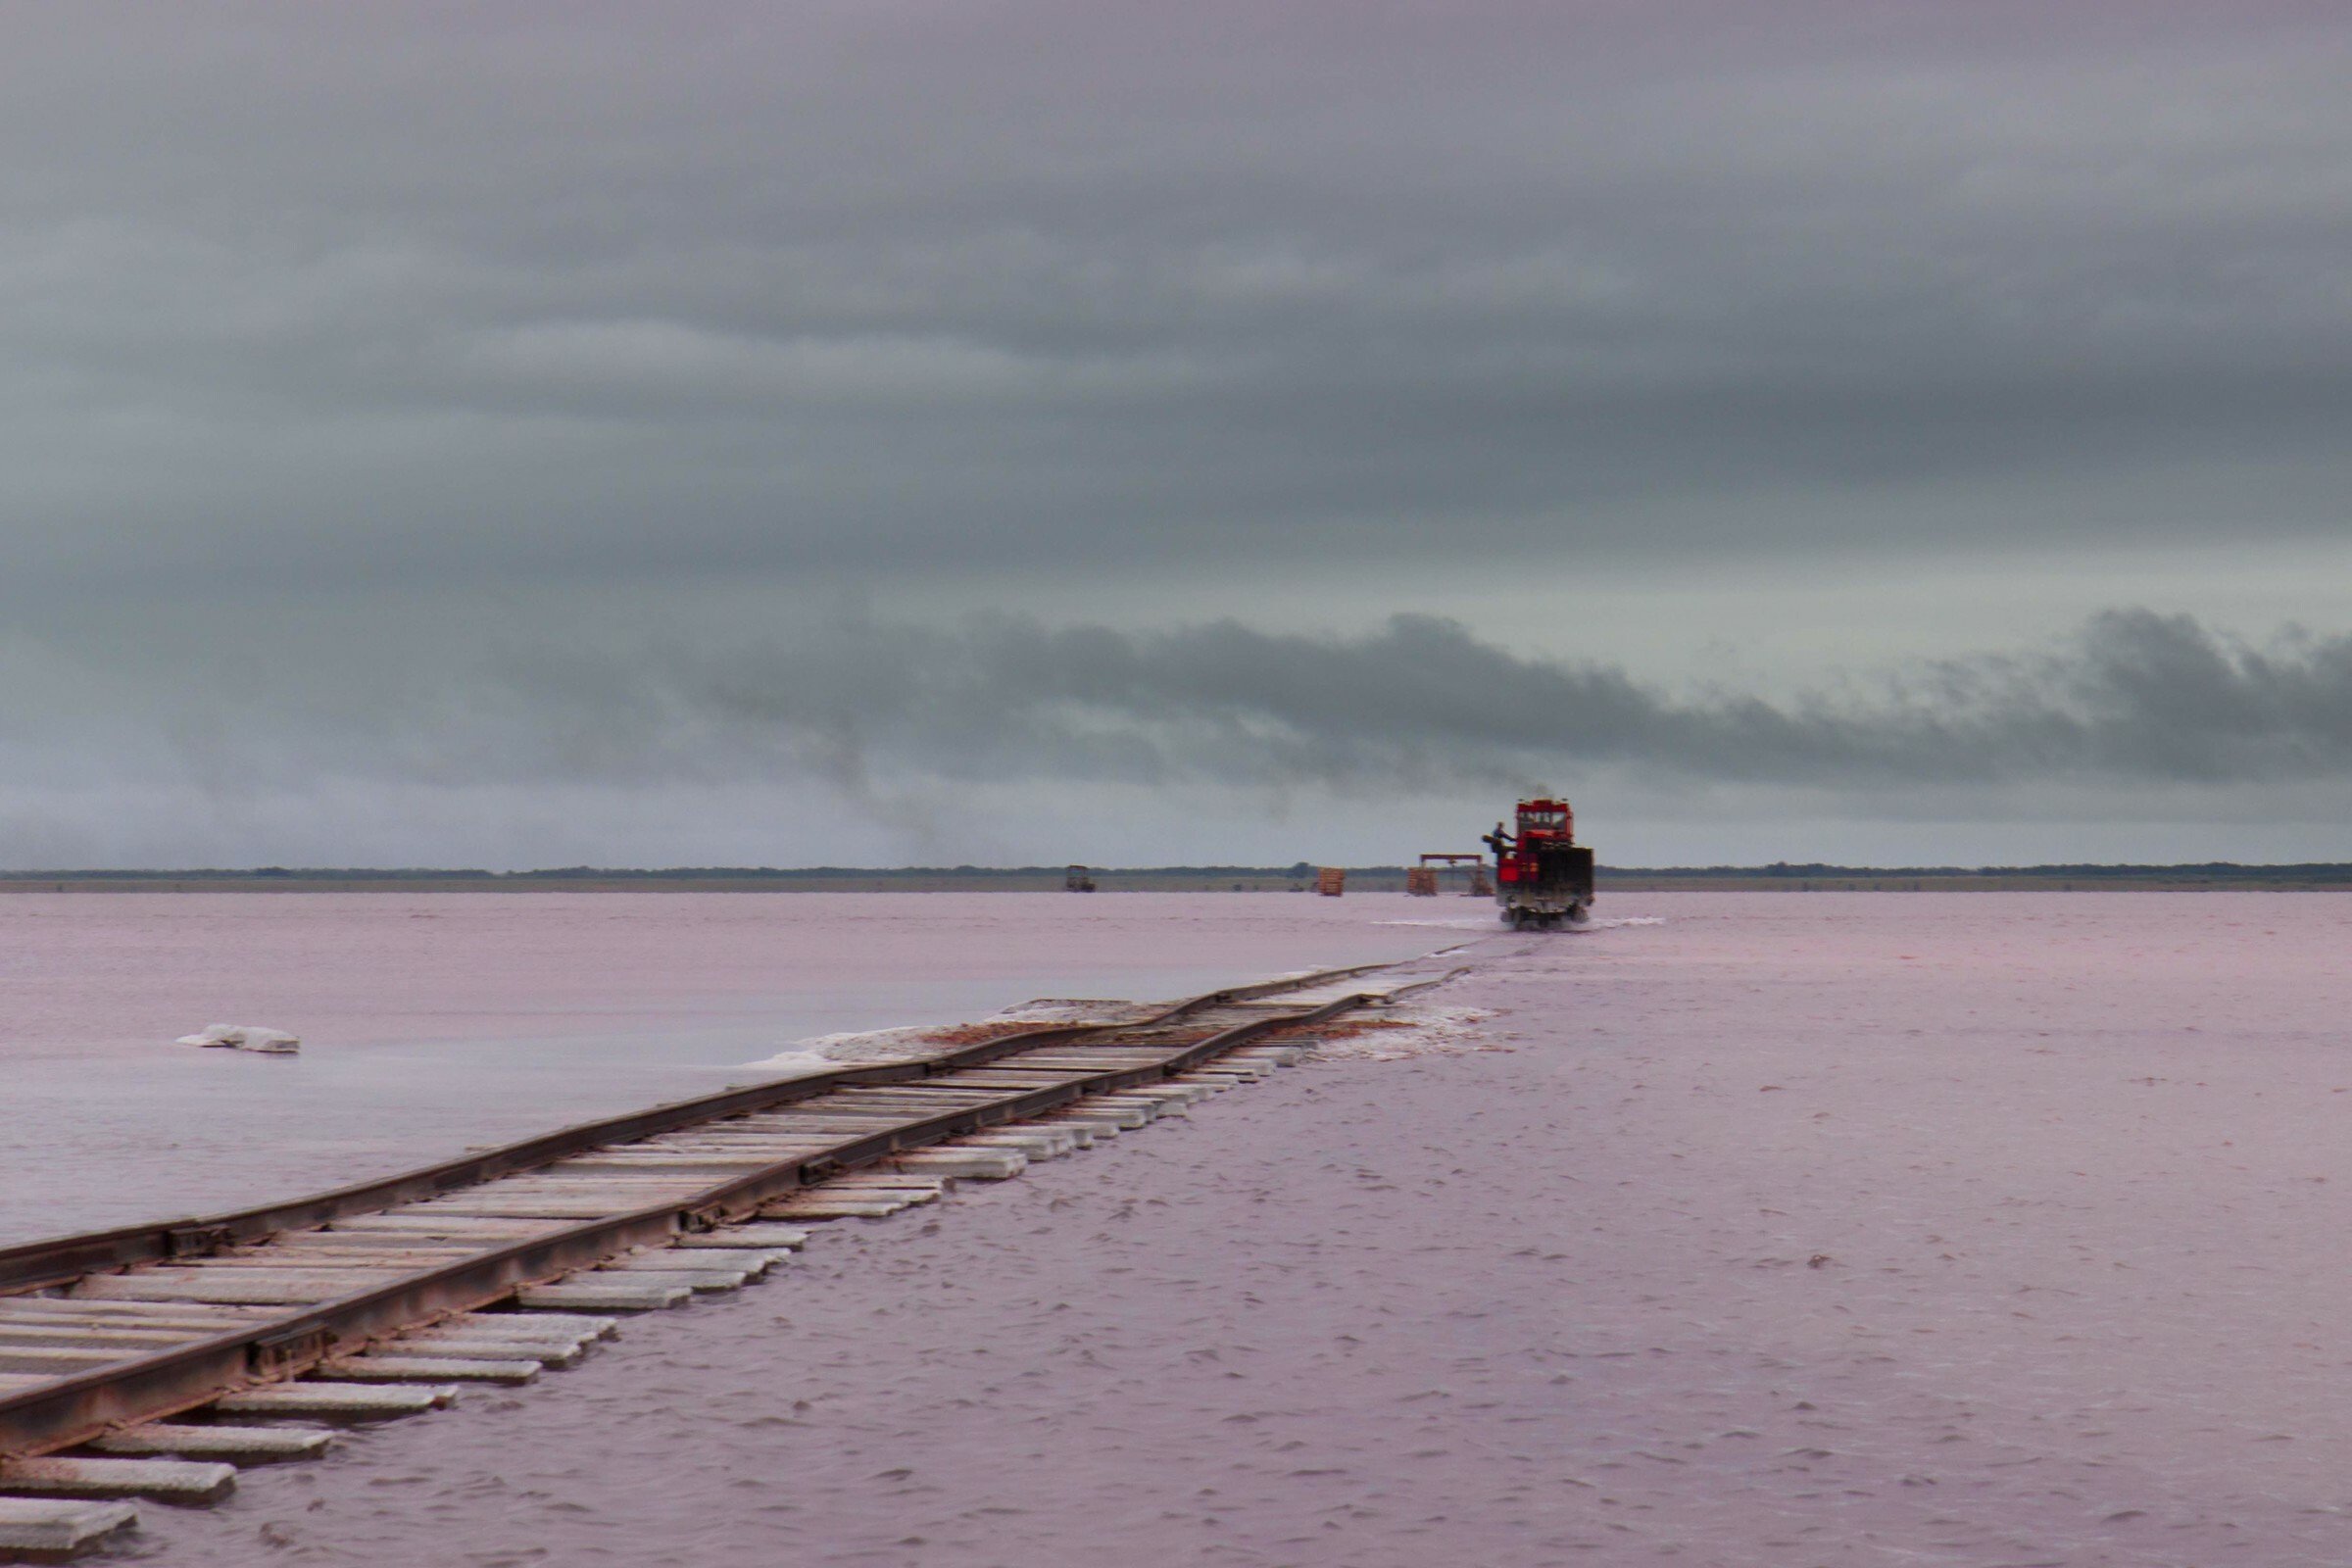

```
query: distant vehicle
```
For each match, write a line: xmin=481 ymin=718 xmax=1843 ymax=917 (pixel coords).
xmin=1065 ymin=864 xmax=1098 ymax=892
xmin=1482 ymin=798 xmax=1594 ymax=930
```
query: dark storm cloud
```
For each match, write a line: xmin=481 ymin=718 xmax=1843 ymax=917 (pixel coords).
xmin=7 ymin=605 xmax=2350 ymax=867
xmin=497 ymin=608 xmax=2352 ymax=795
xmin=30 ymin=601 xmax=2351 ymax=796
xmin=15 ymin=598 xmax=2343 ymax=788
xmin=1 ymin=2 xmax=2349 ymax=595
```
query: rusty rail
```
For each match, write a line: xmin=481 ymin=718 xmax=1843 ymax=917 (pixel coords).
xmin=0 ymin=958 xmax=1396 ymax=1298
xmin=0 ymin=960 xmax=1435 ymax=1458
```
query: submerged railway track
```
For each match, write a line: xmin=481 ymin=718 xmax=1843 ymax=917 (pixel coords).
xmin=0 ymin=956 xmax=1462 ymax=1556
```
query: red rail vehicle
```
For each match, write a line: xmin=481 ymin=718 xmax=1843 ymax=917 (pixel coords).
xmin=1482 ymin=798 xmax=1594 ymax=929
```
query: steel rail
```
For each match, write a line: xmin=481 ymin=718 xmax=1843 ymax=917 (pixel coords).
xmin=0 ymin=961 xmax=1458 ymax=1458
xmin=0 ymin=957 xmax=1401 ymax=1297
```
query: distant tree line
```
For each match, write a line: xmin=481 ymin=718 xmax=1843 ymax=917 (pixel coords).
xmin=12 ymin=860 xmax=2352 ymax=885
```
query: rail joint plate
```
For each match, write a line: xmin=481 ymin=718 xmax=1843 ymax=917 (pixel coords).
xmin=248 ymin=1325 xmax=331 ymax=1376
xmin=165 ymin=1224 xmax=233 ymax=1259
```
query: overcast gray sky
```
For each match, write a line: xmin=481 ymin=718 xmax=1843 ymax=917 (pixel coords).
xmin=4 ymin=2 xmax=2350 ymax=868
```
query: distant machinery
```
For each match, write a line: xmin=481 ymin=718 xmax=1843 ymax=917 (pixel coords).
xmin=1409 ymin=852 xmax=1492 ymax=897
xmin=1064 ymin=864 xmax=1098 ymax=892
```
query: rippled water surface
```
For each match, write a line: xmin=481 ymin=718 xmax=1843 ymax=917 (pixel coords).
xmin=0 ymin=891 xmax=1449 ymax=1242
xmin=21 ymin=891 xmax=2352 ymax=1564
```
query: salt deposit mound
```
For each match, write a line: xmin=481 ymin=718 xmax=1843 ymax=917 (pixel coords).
xmin=173 ymin=1024 xmax=301 ymax=1054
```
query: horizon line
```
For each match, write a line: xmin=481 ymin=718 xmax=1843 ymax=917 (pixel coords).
xmin=8 ymin=862 xmax=2352 ymax=879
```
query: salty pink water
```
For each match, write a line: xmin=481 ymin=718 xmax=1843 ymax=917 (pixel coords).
xmin=18 ymin=891 xmax=2352 ymax=1563
xmin=0 ymin=892 xmax=1460 ymax=1244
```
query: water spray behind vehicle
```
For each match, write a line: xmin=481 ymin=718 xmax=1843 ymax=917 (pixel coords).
xmin=1483 ymin=798 xmax=1594 ymax=930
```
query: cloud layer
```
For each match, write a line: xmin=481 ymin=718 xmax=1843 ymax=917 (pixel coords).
xmin=511 ymin=609 xmax=2352 ymax=793
xmin=3 ymin=5 xmax=2349 ymax=861
xmin=8 ymin=606 xmax=2352 ymax=867
xmin=2 ymin=3 xmax=2349 ymax=602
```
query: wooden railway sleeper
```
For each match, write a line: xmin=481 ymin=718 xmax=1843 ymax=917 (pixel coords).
xmin=0 ymin=958 xmax=1437 ymax=1495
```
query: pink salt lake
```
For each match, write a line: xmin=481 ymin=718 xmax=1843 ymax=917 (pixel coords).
xmin=9 ymin=891 xmax=2352 ymax=1564
xmin=0 ymin=892 xmax=1463 ymax=1243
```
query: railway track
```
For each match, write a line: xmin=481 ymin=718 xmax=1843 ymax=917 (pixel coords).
xmin=0 ymin=956 xmax=1462 ymax=1556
